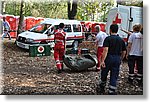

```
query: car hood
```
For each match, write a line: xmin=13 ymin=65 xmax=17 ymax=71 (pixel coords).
xmin=18 ymin=31 xmax=47 ymax=39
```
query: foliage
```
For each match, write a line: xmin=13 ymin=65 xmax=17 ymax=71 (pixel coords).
xmin=75 ymin=0 xmax=114 ymax=22
xmin=117 ymin=0 xmax=143 ymax=7
xmin=4 ymin=0 xmax=68 ymax=18
xmin=3 ymin=0 xmax=143 ymax=22
xmin=3 ymin=0 xmax=115 ymax=21
xmin=5 ymin=1 xmax=21 ymax=16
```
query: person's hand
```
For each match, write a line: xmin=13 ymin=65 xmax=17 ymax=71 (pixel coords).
xmin=101 ymin=61 xmax=106 ymax=68
xmin=120 ymin=26 xmax=123 ymax=31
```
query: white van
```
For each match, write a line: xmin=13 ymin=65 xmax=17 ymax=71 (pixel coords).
xmin=16 ymin=18 xmax=83 ymax=49
xmin=106 ymin=5 xmax=142 ymax=42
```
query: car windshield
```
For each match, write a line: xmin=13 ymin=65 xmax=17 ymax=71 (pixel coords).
xmin=30 ymin=24 xmax=51 ymax=33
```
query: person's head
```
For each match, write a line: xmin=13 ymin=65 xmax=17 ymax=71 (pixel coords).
xmin=3 ymin=17 xmax=6 ymax=21
xmin=133 ymin=24 xmax=142 ymax=32
xmin=95 ymin=25 xmax=101 ymax=33
xmin=46 ymin=24 xmax=51 ymax=28
xmin=59 ymin=23 xmax=65 ymax=29
xmin=110 ymin=24 xmax=118 ymax=34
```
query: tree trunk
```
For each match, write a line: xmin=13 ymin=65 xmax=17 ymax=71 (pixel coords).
xmin=116 ymin=0 xmax=125 ymax=7
xmin=17 ymin=0 xmax=24 ymax=36
xmin=1 ymin=1 xmax=6 ymax=14
xmin=103 ymin=10 xmax=106 ymax=22
xmin=68 ymin=0 xmax=77 ymax=20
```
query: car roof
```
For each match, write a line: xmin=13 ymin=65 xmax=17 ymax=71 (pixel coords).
xmin=40 ymin=18 xmax=81 ymax=25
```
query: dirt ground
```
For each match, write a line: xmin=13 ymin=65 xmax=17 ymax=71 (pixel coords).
xmin=0 ymin=39 xmax=143 ymax=95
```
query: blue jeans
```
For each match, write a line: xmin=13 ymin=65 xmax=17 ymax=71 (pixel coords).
xmin=100 ymin=54 xmax=121 ymax=94
xmin=2 ymin=31 xmax=11 ymax=40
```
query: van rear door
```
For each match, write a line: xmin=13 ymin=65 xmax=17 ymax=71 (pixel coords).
xmin=105 ymin=7 xmax=118 ymax=34
xmin=118 ymin=5 xmax=130 ymax=39
xmin=130 ymin=6 xmax=143 ymax=30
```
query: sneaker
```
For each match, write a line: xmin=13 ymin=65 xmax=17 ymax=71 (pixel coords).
xmin=99 ymin=85 xmax=105 ymax=94
xmin=57 ymin=69 xmax=62 ymax=74
xmin=136 ymin=79 xmax=143 ymax=87
xmin=61 ymin=64 xmax=64 ymax=71
xmin=96 ymin=67 xmax=100 ymax=72
xmin=108 ymin=92 xmax=117 ymax=95
xmin=127 ymin=78 xmax=134 ymax=85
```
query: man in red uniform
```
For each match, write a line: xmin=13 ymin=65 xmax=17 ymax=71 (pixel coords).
xmin=54 ymin=23 xmax=66 ymax=73
xmin=95 ymin=25 xmax=108 ymax=71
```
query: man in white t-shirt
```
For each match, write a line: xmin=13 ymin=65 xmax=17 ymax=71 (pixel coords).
xmin=95 ymin=25 xmax=108 ymax=71
xmin=127 ymin=24 xmax=143 ymax=86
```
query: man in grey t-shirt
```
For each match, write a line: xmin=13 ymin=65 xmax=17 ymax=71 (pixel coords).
xmin=127 ymin=24 xmax=143 ymax=86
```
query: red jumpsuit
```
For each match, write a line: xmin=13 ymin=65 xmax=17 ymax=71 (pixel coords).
xmin=54 ymin=29 xmax=66 ymax=70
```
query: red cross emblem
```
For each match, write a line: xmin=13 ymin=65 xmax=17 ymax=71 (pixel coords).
xmin=113 ymin=13 xmax=122 ymax=24
xmin=38 ymin=46 xmax=44 ymax=53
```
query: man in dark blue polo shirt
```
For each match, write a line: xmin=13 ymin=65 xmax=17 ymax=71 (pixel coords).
xmin=99 ymin=24 xmax=126 ymax=95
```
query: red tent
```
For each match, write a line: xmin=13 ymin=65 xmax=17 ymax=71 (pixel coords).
xmin=5 ymin=15 xmax=19 ymax=38
xmin=24 ymin=17 xmax=36 ymax=30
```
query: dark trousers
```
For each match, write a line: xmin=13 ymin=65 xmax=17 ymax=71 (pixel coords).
xmin=100 ymin=55 xmax=121 ymax=94
xmin=128 ymin=55 xmax=143 ymax=81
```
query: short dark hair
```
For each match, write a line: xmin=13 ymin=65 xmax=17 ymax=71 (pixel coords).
xmin=3 ymin=17 xmax=6 ymax=21
xmin=59 ymin=23 xmax=65 ymax=29
xmin=110 ymin=24 xmax=118 ymax=33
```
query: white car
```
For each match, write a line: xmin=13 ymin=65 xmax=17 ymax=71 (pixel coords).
xmin=16 ymin=18 xmax=84 ymax=49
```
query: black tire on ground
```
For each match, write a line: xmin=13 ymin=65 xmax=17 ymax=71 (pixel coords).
xmin=64 ymin=55 xmax=97 ymax=71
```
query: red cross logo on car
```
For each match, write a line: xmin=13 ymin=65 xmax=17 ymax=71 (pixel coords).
xmin=38 ymin=46 xmax=44 ymax=53
xmin=113 ymin=13 xmax=122 ymax=24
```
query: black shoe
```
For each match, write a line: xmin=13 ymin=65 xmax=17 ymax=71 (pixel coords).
xmin=57 ymin=69 xmax=62 ymax=74
xmin=108 ymin=92 xmax=117 ymax=95
xmin=99 ymin=85 xmax=105 ymax=94
xmin=96 ymin=69 xmax=100 ymax=72
xmin=61 ymin=65 xmax=64 ymax=71
xmin=127 ymin=78 xmax=134 ymax=85
xmin=136 ymin=79 xmax=143 ymax=87
xmin=95 ymin=67 xmax=101 ymax=72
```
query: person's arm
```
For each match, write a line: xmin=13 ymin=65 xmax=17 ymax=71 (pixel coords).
xmin=121 ymin=50 xmax=126 ymax=60
xmin=121 ymin=40 xmax=126 ymax=60
xmin=126 ymin=33 xmax=133 ymax=59
xmin=101 ymin=47 xmax=108 ymax=68
xmin=95 ymin=39 xmax=98 ymax=47
xmin=95 ymin=35 xmax=99 ymax=49
xmin=64 ymin=33 xmax=66 ymax=52
xmin=126 ymin=42 xmax=132 ymax=59
xmin=5 ymin=21 xmax=10 ymax=31
xmin=121 ymin=28 xmax=132 ymax=35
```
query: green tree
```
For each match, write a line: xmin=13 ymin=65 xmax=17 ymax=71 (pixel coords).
xmin=4 ymin=0 xmax=115 ymax=22
xmin=117 ymin=0 xmax=143 ymax=7
xmin=100 ymin=1 xmax=114 ymax=22
xmin=77 ymin=0 xmax=114 ymax=22
xmin=4 ymin=0 xmax=68 ymax=18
